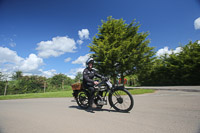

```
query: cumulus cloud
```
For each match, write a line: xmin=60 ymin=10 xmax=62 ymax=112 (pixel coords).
xmin=36 ymin=36 xmax=77 ymax=58
xmin=0 ymin=46 xmax=44 ymax=74
xmin=0 ymin=47 xmax=57 ymax=78
xmin=194 ymin=17 xmax=200 ymax=30
xmin=72 ymin=54 xmax=90 ymax=66
xmin=0 ymin=47 xmax=23 ymax=64
xmin=64 ymin=57 xmax=71 ymax=62
xmin=78 ymin=29 xmax=89 ymax=40
xmin=156 ymin=47 xmax=182 ymax=57
xmin=19 ymin=54 xmax=44 ymax=72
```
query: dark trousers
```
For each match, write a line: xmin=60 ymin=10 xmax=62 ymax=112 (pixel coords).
xmin=84 ymin=85 xmax=95 ymax=106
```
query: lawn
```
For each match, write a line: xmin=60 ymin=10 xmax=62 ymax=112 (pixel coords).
xmin=0 ymin=89 xmax=155 ymax=100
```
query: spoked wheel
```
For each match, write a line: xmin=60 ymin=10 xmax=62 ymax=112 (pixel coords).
xmin=76 ymin=90 xmax=90 ymax=109
xmin=109 ymin=89 xmax=134 ymax=112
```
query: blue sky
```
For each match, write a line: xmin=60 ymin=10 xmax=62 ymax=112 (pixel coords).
xmin=0 ymin=0 xmax=200 ymax=79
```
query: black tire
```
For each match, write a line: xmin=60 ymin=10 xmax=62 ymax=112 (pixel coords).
xmin=76 ymin=90 xmax=90 ymax=109
xmin=109 ymin=89 xmax=134 ymax=112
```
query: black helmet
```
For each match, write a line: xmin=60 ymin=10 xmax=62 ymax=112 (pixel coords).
xmin=86 ymin=58 xmax=94 ymax=66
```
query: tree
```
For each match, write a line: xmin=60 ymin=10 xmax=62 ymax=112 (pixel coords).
xmin=12 ymin=71 xmax=23 ymax=80
xmin=49 ymin=74 xmax=73 ymax=90
xmin=177 ymin=41 xmax=200 ymax=85
xmin=74 ymin=72 xmax=83 ymax=83
xmin=0 ymin=72 xmax=4 ymax=81
xmin=89 ymin=16 xmax=155 ymax=84
xmin=50 ymin=74 xmax=66 ymax=88
xmin=141 ymin=40 xmax=200 ymax=85
xmin=0 ymin=72 xmax=5 ymax=95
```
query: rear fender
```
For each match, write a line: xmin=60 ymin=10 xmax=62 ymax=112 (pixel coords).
xmin=72 ymin=90 xmax=80 ymax=98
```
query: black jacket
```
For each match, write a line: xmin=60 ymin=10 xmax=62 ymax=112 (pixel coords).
xmin=83 ymin=67 xmax=102 ymax=87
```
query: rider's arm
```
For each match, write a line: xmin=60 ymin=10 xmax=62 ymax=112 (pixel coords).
xmin=94 ymin=70 xmax=102 ymax=79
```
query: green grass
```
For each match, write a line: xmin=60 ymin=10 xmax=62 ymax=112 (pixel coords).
xmin=0 ymin=89 xmax=155 ymax=100
xmin=0 ymin=91 xmax=73 ymax=100
xmin=128 ymin=89 xmax=155 ymax=95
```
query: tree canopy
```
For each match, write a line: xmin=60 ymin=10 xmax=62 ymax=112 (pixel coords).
xmin=140 ymin=41 xmax=200 ymax=85
xmin=89 ymin=16 xmax=155 ymax=83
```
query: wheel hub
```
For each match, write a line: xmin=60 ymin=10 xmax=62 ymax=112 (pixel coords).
xmin=117 ymin=97 xmax=123 ymax=104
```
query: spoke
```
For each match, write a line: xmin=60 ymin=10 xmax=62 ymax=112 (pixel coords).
xmin=113 ymin=101 xmax=119 ymax=106
xmin=115 ymin=95 xmax=130 ymax=110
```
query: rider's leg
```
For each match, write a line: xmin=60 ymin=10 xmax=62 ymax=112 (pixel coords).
xmin=88 ymin=86 xmax=95 ymax=107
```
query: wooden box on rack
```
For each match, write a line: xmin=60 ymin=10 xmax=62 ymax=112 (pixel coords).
xmin=71 ymin=83 xmax=82 ymax=90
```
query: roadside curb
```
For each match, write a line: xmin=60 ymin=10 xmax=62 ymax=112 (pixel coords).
xmin=125 ymin=86 xmax=200 ymax=92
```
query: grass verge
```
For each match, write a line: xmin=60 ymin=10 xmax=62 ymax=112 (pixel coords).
xmin=128 ymin=89 xmax=155 ymax=95
xmin=0 ymin=89 xmax=155 ymax=100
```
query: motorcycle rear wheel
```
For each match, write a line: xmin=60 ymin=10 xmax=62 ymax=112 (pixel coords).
xmin=109 ymin=89 xmax=134 ymax=112
xmin=76 ymin=90 xmax=90 ymax=109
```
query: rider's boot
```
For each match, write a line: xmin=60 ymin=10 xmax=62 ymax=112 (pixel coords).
xmin=89 ymin=94 xmax=97 ymax=108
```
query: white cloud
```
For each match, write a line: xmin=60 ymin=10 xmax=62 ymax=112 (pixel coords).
xmin=78 ymin=29 xmax=89 ymax=40
xmin=156 ymin=47 xmax=171 ymax=57
xmin=36 ymin=36 xmax=77 ymax=58
xmin=72 ymin=54 xmax=90 ymax=66
xmin=67 ymin=75 xmax=75 ymax=79
xmin=68 ymin=53 xmax=90 ymax=79
xmin=0 ymin=46 xmax=44 ymax=74
xmin=77 ymin=40 xmax=83 ymax=45
xmin=156 ymin=46 xmax=182 ymax=57
xmin=67 ymin=67 xmax=84 ymax=79
xmin=70 ymin=67 xmax=84 ymax=74
xmin=194 ymin=17 xmax=200 ymax=30
xmin=173 ymin=47 xmax=182 ymax=54
xmin=0 ymin=47 xmax=23 ymax=64
xmin=19 ymin=54 xmax=44 ymax=72
xmin=39 ymin=69 xmax=57 ymax=78
xmin=64 ymin=57 xmax=71 ymax=62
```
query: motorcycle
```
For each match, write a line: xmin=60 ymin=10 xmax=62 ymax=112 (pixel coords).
xmin=72 ymin=78 xmax=134 ymax=112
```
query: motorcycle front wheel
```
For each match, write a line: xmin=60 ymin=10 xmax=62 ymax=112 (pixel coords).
xmin=76 ymin=90 xmax=90 ymax=109
xmin=109 ymin=89 xmax=134 ymax=112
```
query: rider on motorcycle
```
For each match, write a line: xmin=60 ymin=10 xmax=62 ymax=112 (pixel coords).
xmin=83 ymin=58 xmax=103 ymax=107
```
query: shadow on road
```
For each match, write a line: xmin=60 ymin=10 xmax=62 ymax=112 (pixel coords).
xmin=68 ymin=105 xmax=130 ymax=114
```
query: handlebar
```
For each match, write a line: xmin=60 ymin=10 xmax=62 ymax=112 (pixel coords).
xmin=95 ymin=77 xmax=109 ymax=87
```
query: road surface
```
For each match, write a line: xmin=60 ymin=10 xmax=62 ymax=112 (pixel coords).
xmin=0 ymin=90 xmax=200 ymax=133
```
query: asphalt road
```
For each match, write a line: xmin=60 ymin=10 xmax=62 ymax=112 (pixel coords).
xmin=0 ymin=90 xmax=200 ymax=133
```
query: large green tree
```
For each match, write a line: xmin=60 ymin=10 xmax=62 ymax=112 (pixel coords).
xmin=89 ymin=16 xmax=155 ymax=83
